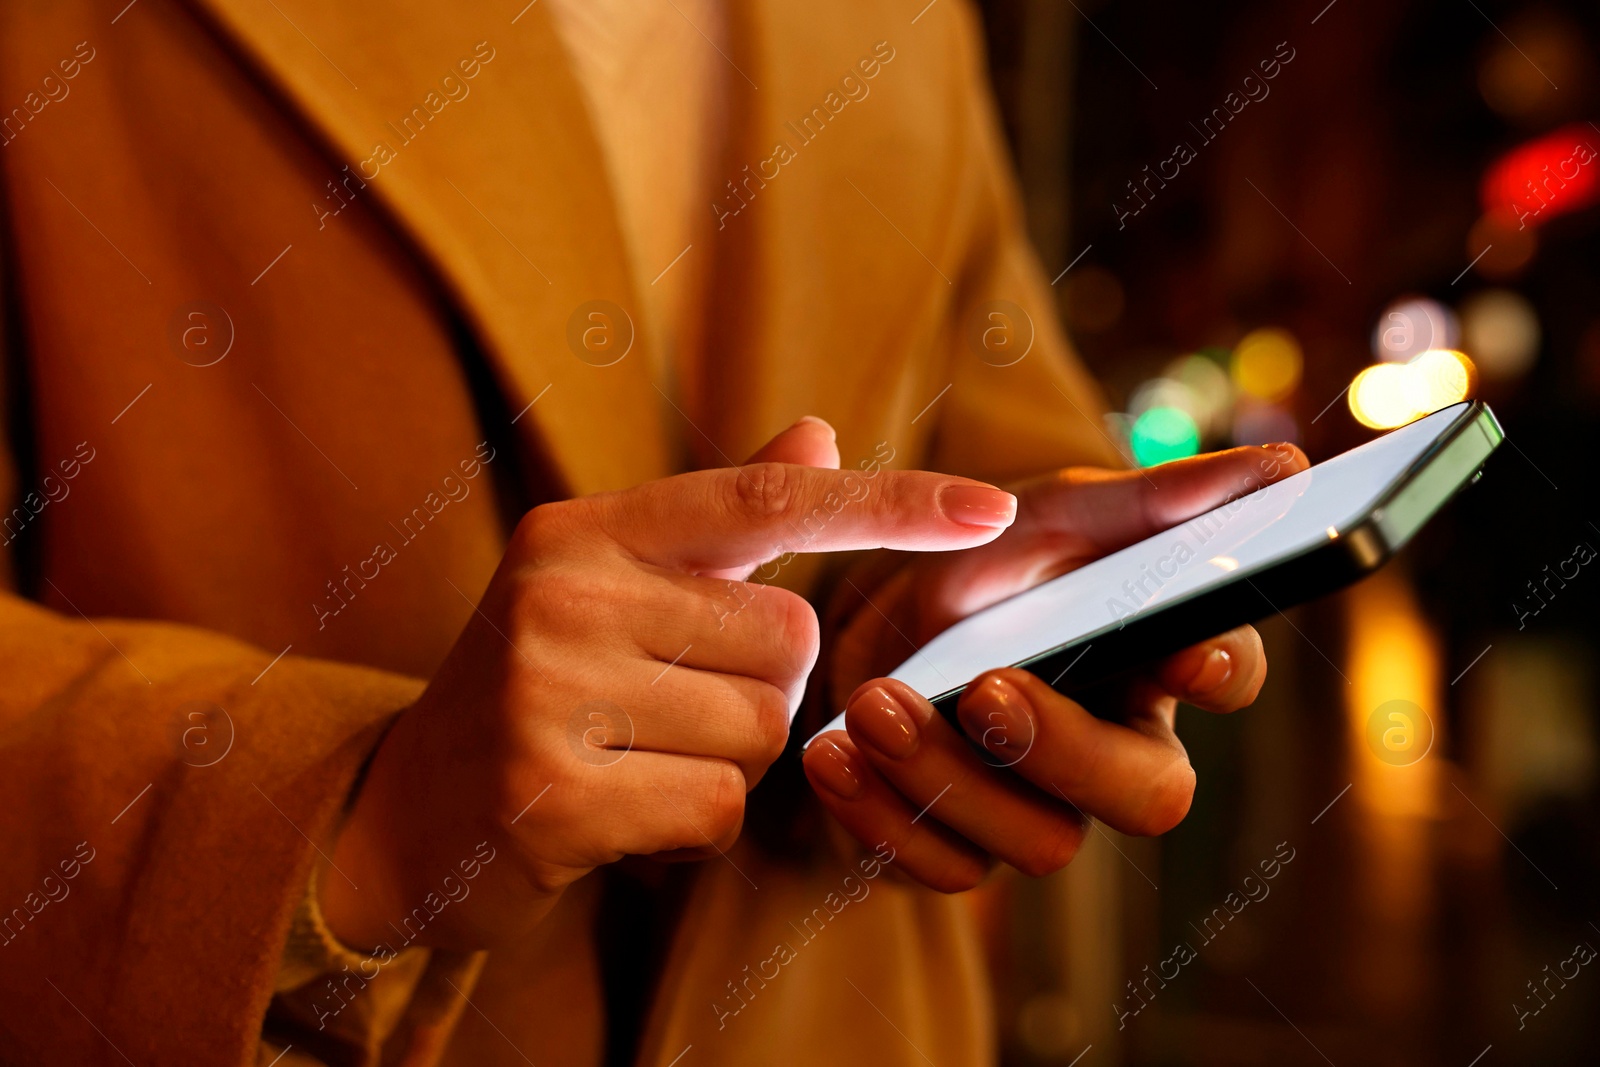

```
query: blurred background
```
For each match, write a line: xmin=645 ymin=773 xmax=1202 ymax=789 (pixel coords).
xmin=966 ymin=0 xmax=1600 ymax=1062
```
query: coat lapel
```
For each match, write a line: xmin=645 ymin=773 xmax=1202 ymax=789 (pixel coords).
xmin=182 ymin=0 xmax=671 ymax=496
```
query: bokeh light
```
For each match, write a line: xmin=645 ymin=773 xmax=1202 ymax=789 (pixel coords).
xmin=1466 ymin=211 xmax=1537 ymax=280
xmin=1230 ymin=327 xmax=1303 ymax=402
xmin=1372 ymin=297 xmax=1458 ymax=363
xmin=1475 ymin=15 xmax=1579 ymax=123
xmin=1165 ymin=352 xmax=1234 ymax=435
xmin=1232 ymin=401 xmax=1300 ymax=447
xmin=1348 ymin=350 xmax=1477 ymax=429
xmin=1128 ymin=376 xmax=1195 ymax=418
xmin=1412 ymin=348 xmax=1476 ymax=405
xmin=1349 ymin=363 xmax=1414 ymax=429
xmin=1480 ymin=124 xmax=1600 ymax=230
xmin=1130 ymin=405 xmax=1200 ymax=466
xmin=1478 ymin=47 xmax=1551 ymax=120
xmin=1460 ymin=289 xmax=1540 ymax=380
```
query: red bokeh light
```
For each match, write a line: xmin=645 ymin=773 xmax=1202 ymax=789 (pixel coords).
xmin=1480 ymin=123 xmax=1600 ymax=229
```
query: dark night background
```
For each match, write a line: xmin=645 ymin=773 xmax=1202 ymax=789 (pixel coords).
xmin=971 ymin=1 xmax=1600 ymax=1062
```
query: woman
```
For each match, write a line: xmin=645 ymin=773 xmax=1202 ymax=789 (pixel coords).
xmin=0 ymin=1 xmax=1295 ymax=1062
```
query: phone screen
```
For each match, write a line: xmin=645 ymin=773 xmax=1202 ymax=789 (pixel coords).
xmin=883 ymin=402 xmax=1481 ymax=702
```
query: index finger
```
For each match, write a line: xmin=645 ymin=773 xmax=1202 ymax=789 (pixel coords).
xmin=594 ymin=462 xmax=1018 ymax=572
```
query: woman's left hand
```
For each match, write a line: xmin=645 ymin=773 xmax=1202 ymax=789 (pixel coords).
xmin=804 ymin=444 xmax=1307 ymax=890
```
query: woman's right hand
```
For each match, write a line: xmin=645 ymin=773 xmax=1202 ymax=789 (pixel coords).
xmin=319 ymin=418 xmax=1020 ymax=951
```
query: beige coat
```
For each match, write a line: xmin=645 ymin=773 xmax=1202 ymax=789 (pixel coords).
xmin=0 ymin=0 xmax=1117 ymax=1062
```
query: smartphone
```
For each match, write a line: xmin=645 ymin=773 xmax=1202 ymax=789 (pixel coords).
xmin=808 ymin=400 xmax=1503 ymax=742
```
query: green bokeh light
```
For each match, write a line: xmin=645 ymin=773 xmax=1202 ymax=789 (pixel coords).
xmin=1130 ymin=405 xmax=1200 ymax=467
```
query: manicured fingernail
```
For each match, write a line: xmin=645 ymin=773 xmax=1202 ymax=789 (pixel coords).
xmin=808 ymin=737 xmax=863 ymax=799
xmin=1182 ymin=647 xmax=1234 ymax=696
xmin=795 ymin=415 xmax=836 ymax=440
xmin=938 ymin=484 xmax=1017 ymax=528
xmin=962 ymin=676 xmax=1035 ymax=756
xmin=1265 ymin=442 xmax=1302 ymax=462
xmin=851 ymin=686 xmax=919 ymax=760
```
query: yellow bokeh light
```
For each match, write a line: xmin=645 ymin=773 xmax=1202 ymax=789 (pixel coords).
xmin=1231 ymin=327 xmax=1303 ymax=402
xmin=1345 ymin=566 xmax=1443 ymax=818
xmin=1348 ymin=349 xmax=1476 ymax=429
xmin=1413 ymin=348 xmax=1476 ymax=402
xmin=1460 ymin=289 xmax=1540 ymax=379
xmin=1349 ymin=363 xmax=1414 ymax=429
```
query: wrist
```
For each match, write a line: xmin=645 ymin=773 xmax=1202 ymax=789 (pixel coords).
xmin=282 ymin=857 xmax=414 ymax=993
xmin=320 ymin=783 xmax=407 ymax=953
xmin=318 ymin=710 xmax=423 ymax=952
xmin=319 ymin=698 xmax=570 ymax=954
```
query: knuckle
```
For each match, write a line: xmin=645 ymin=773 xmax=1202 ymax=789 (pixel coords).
xmin=510 ymin=501 xmax=571 ymax=556
xmin=732 ymin=462 xmax=799 ymax=523
xmin=874 ymin=470 xmax=914 ymax=515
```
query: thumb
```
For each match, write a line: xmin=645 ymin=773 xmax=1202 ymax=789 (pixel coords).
xmin=1021 ymin=443 xmax=1311 ymax=555
xmin=744 ymin=416 xmax=841 ymax=470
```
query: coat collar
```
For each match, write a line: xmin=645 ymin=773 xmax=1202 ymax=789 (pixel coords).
xmin=182 ymin=0 xmax=673 ymax=496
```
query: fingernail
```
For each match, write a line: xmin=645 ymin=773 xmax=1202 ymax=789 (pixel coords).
xmin=795 ymin=415 xmax=836 ymax=440
xmin=938 ymin=484 xmax=1017 ymax=528
xmin=1182 ymin=647 xmax=1234 ymax=696
xmin=808 ymin=737 xmax=863 ymax=799
xmin=961 ymin=676 xmax=1035 ymax=757
xmin=851 ymin=686 xmax=919 ymax=760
